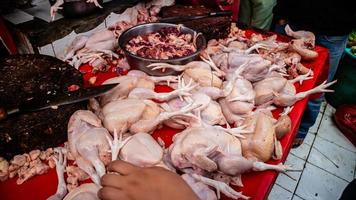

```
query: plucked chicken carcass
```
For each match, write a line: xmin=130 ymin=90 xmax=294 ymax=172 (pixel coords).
xmin=218 ymin=63 xmax=256 ymax=120
xmin=97 ymin=97 xmax=200 ymax=134
xmin=253 ymin=71 xmax=336 ymax=107
xmin=147 ymin=59 xmax=224 ymax=88
xmin=285 ymin=25 xmax=318 ymax=60
xmin=63 ymin=183 xmax=100 ymax=200
xmin=168 ymin=117 xmax=292 ymax=199
xmin=240 ymin=110 xmax=284 ymax=162
xmin=98 ymin=70 xmax=178 ymax=106
xmin=108 ymin=132 xmax=170 ymax=170
xmin=161 ymin=78 xmax=227 ymax=128
xmin=67 ymin=110 xmax=112 ymax=185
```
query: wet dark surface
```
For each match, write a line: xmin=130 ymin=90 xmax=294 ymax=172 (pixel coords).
xmin=0 ymin=102 xmax=86 ymax=160
xmin=0 ymin=54 xmax=85 ymax=159
xmin=0 ymin=54 xmax=83 ymax=110
xmin=160 ymin=5 xmax=231 ymax=41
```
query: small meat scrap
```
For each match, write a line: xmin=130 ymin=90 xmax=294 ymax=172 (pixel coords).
xmin=0 ymin=157 xmax=9 ymax=181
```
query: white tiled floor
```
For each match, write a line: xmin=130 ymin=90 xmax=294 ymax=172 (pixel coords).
xmin=268 ymin=103 xmax=356 ymax=200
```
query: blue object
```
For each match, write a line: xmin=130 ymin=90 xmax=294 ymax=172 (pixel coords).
xmin=345 ymin=47 xmax=356 ymax=60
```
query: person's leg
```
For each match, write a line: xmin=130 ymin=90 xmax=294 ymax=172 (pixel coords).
xmin=250 ymin=0 xmax=277 ymax=30
xmin=238 ymin=0 xmax=252 ymax=27
xmin=294 ymin=34 xmax=348 ymax=147
xmin=315 ymin=35 xmax=348 ymax=81
xmin=294 ymin=97 xmax=323 ymax=147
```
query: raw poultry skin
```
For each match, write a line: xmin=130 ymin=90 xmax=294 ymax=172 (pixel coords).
xmin=100 ymin=99 xmax=147 ymax=133
xmin=240 ymin=112 xmax=277 ymax=162
xmin=119 ymin=132 xmax=167 ymax=168
xmin=67 ymin=110 xmax=111 ymax=185
xmin=182 ymin=174 xmax=218 ymax=200
xmin=147 ymin=61 xmax=223 ymax=88
xmin=100 ymin=70 xmax=176 ymax=105
xmin=63 ymin=183 xmax=100 ymax=200
xmin=169 ymin=124 xmax=289 ymax=177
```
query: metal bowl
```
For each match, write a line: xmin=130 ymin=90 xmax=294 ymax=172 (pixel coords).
xmin=119 ymin=22 xmax=206 ymax=76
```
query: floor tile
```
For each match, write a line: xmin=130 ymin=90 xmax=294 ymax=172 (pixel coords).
xmin=290 ymin=142 xmax=312 ymax=160
xmin=309 ymin=111 xmax=323 ymax=134
xmin=304 ymin=132 xmax=316 ymax=146
xmin=324 ymin=104 xmax=336 ymax=116
xmin=276 ymin=154 xmax=306 ymax=192
xmin=317 ymin=114 xmax=355 ymax=152
xmin=268 ymin=184 xmax=293 ymax=200
xmin=308 ymin=136 xmax=356 ymax=182
xmin=295 ymin=163 xmax=349 ymax=200
xmin=292 ymin=195 xmax=304 ymax=200
xmin=320 ymin=101 xmax=327 ymax=111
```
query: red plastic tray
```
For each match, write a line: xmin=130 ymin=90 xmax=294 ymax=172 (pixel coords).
xmin=0 ymin=31 xmax=329 ymax=200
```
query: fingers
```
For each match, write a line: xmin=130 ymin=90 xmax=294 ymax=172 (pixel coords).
xmin=101 ymin=174 xmax=125 ymax=189
xmin=107 ymin=160 xmax=137 ymax=175
xmin=98 ymin=187 xmax=128 ymax=200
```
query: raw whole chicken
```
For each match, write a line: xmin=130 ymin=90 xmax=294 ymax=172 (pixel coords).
xmin=67 ymin=110 xmax=111 ymax=185
xmin=147 ymin=60 xmax=224 ymax=88
xmin=161 ymin=79 xmax=227 ymax=128
xmin=285 ymin=25 xmax=318 ymax=60
xmin=63 ymin=183 xmax=100 ymax=200
xmin=219 ymin=63 xmax=256 ymax=119
xmin=118 ymin=132 xmax=168 ymax=169
xmin=99 ymin=70 xmax=178 ymax=106
xmin=240 ymin=111 xmax=282 ymax=162
xmin=98 ymin=98 xmax=200 ymax=134
xmin=168 ymin=120 xmax=291 ymax=199
xmin=253 ymin=71 xmax=336 ymax=107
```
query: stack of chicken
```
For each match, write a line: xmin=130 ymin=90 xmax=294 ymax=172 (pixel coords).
xmin=0 ymin=2 xmax=336 ymax=200
xmin=34 ymin=22 xmax=335 ymax=200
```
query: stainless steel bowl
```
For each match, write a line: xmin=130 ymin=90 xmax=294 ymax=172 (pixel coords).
xmin=119 ymin=22 xmax=206 ymax=76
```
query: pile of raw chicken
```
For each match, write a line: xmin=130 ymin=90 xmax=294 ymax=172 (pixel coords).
xmin=126 ymin=26 xmax=198 ymax=59
xmin=0 ymin=1 xmax=337 ymax=200
xmin=61 ymin=0 xmax=176 ymax=71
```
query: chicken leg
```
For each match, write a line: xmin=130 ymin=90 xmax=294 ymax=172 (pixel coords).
xmin=106 ymin=127 xmax=132 ymax=161
xmin=47 ymin=148 xmax=67 ymax=200
xmin=191 ymin=174 xmax=249 ymax=200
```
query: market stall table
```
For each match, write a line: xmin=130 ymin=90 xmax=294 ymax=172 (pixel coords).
xmin=0 ymin=30 xmax=329 ymax=200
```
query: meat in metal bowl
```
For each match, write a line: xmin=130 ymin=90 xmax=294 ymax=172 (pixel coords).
xmin=119 ymin=22 xmax=206 ymax=76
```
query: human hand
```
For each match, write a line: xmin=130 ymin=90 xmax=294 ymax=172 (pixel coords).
xmin=98 ymin=160 xmax=199 ymax=200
